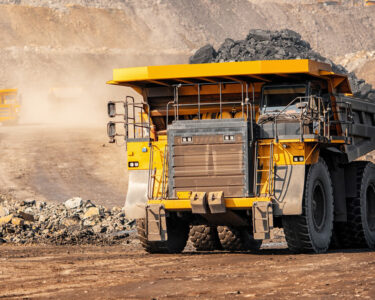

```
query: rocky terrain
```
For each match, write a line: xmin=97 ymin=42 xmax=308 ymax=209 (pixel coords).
xmin=189 ymin=29 xmax=375 ymax=100
xmin=0 ymin=195 xmax=136 ymax=245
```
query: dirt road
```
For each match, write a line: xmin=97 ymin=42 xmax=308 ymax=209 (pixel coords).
xmin=0 ymin=124 xmax=127 ymax=207
xmin=1 ymin=125 xmax=375 ymax=299
xmin=0 ymin=243 xmax=374 ymax=299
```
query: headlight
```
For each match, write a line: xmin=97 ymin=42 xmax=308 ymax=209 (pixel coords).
xmin=293 ymin=156 xmax=304 ymax=162
xmin=182 ymin=136 xmax=192 ymax=143
xmin=128 ymin=161 xmax=139 ymax=168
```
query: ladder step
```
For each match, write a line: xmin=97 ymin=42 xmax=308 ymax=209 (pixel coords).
xmin=257 ymin=169 xmax=269 ymax=172
xmin=257 ymin=156 xmax=271 ymax=159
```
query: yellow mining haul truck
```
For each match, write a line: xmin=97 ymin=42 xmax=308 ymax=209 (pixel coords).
xmin=0 ymin=89 xmax=20 ymax=125
xmin=107 ymin=59 xmax=375 ymax=253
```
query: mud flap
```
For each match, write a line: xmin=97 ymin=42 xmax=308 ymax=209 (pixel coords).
xmin=124 ymin=170 xmax=149 ymax=219
xmin=145 ymin=204 xmax=168 ymax=242
xmin=207 ymin=191 xmax=226 ymax=214
xmin=190 ymin=192 xmax=207 ymax=214
xmin=252 ymin=202 xmax=274 ymax=240
xmin=273 ymin=164 xmax=305 ymax=215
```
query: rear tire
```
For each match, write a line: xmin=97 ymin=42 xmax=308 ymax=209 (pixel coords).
xmin=217 ymin=225 xmax=261 ymax=251
xmin=282 ymin=158 xmax=334 ymax=253
xmin=137 ymin=217 xmax=189 ymax=253
xmin=189 ymin=225 xmax=222 ymax=251
xmin=336 ymin=162 xmax=375 ymax=249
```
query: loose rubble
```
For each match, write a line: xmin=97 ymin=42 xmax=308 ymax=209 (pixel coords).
xmin=0 ymin=196 xmax=136 ymax=245
xmin=189 ymin=29 xmax=375 ymax=100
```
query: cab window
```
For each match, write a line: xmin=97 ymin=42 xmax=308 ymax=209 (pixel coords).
xmin=261 ymin=85 xmax=306 ymax=114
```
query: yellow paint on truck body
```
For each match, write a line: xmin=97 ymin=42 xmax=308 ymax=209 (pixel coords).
xmin=0 ymin=89 xmax=20 ymax=123
xmin=257 ymin=140 xmax=320 ymax=195
xmin=127 ymin=137 xmax=167 ymax=199
xmin=109 ymin=59 xmax=351 ymax=94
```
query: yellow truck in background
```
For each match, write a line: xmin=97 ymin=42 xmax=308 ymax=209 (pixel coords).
xmin=0 ymin=89 xmax=21 ymax=125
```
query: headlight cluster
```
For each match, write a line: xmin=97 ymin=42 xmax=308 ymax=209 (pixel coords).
xmin=223 ymin=135 xmax=235 ymax=141
xmin=293 ymin=156 xmax=304 ymax=162
xmin=128 ymin=161 xmax=139 ymax=168
xmin=182 ymin=136 xmax=192 ymax=143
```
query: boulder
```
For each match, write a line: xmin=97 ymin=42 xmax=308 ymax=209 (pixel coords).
xmin=62 ymin=217 xmax=80 ymax=227
xmin=37 ymin=201 xmax=46 ymax=210
xmin=189 ymin=44 xmax=216 ymax=64
xmin=0 ymin=206 xmax=9 ymax=218
xmin=368 ymin=92 xmax=375 ymax=101
xmin=19 ymin=211 xmax=34 ymax=222
xmin=11 ymin=217 xmax=24 ymax=226
xmin=64 ymin=197 xmax=83 ymax=209
xmin=360 ymin=83 xmax=372 ymax=98
xmin=83 ymin=207 xmax=102 ymax=219
xmin=84 ymin=200 xmax=96 ymax=208
xmin=21 ymin=199 xmax=36 ymax=207
xmin=0 ymin=214 xmax=13 ymax=225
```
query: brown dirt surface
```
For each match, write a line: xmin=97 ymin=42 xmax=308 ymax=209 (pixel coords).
xmin=0 ymin=124 xmax=127 ymax=207
xmin=0 ymin=243 xmax=375 ymax=299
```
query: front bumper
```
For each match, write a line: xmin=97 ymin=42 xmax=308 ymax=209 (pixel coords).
xmin=148 ymin=197 xmax=272 ymax=211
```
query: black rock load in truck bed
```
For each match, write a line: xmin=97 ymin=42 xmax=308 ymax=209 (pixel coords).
xmin=189 ymin=29 xmax=375 ymax=101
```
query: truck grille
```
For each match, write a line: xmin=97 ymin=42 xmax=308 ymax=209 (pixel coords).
xmin=168 ymin=119 xmax=250 ymax=198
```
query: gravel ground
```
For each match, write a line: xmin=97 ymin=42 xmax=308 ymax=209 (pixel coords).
xmin=0 ymin=195 xmax=136 ymax=245
xmin=1 ymin=244 xmax=375 ymax=299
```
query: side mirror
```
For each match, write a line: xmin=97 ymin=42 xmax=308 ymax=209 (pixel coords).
xmin=107 ymin=122 xmax=116 ymax=143
xmin=296 ymin=102 xmax=307 ymax=109
xmin=107 ymin=101 xmax=116 ymax=118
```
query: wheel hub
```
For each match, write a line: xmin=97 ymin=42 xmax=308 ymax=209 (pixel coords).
xmin=366 ymin=183 xmax=375 ymax=232
xmin=312 ymin=181 xmax=326 ymax=232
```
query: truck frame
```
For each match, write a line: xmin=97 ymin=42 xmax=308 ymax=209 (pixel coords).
xmin=107 ymin=59 xmax=375 ymax=253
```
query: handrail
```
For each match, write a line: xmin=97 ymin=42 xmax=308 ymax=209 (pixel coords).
xmin=170 ymin=81 xmax=253 ymax=125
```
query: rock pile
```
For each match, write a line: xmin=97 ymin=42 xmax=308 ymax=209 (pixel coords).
xmin=189 ymin=29 xmax=375 ymax=101
xmin=0 ymin=197 xmax=135 ymax=245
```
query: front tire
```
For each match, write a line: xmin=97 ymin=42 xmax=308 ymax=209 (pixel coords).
xmin=283 ymin=158 xmax=334 ymax=253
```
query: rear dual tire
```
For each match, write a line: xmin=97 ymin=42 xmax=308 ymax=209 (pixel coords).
xmin=137 ymin=217 xmax=189 ymax=254
xmin=217 ymin=225 xmax=261 ymax=251
xmin=189 ymin=225 xmax=222 ymax=251
xmin=335 ymin=162 xmax=375 ymax=249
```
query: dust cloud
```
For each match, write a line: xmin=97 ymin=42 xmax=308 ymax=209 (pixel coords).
xmin=16 ymin=65 xmax=126 ymax=128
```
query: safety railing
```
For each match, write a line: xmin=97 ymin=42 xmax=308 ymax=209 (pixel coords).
xmin=259 ymin=95 xmax=353 ymax=142
xmin=165 ymin=81 xmax=256 ymax=138
xmin=107 ymin=96 xmax=151 ymax=145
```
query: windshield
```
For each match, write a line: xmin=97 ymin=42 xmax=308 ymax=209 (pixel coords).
xmin=262 ymin=85 xmax=306 ymax=114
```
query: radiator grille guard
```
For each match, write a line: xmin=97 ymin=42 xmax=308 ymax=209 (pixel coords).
xmin=167 ymin=119 xmax=252 ymax=198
